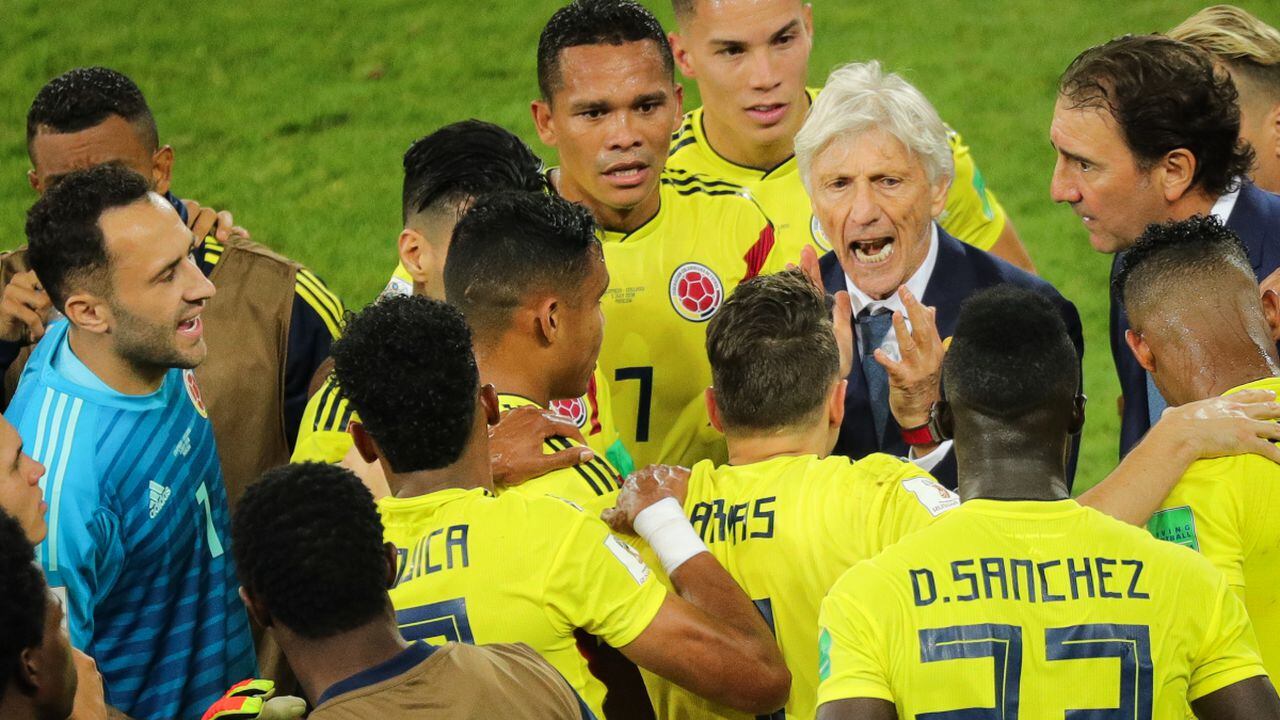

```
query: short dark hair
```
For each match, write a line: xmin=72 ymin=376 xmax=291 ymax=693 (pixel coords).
xmin=25 ymin=164 xmax=152 ymax=310
xmin=331 ymin=295 xmax=479 ymax=473
xmin=1059 ymin=34 xmax=1253 ymax=198
xmin=26 ymin=67 xmax=159 ymax=151
xmin=537 ymin=0 xmax=674 ymax=100
xmin=401 ymin=120 xmax=548 ymax=225
xmin=670 ymin=0 xmax=695 ymax=21
xmin=705 ymin=270 xmax=839 ymax=431
xmin=943 ymin=285 xmax=1079 ymax=421
xmin=232 ymin=463 xmax=389 ymax=640
xmin=0 ymin=510 xmax=46 ymax=702
xmin=444 ymin=191 xmax=601 ymax=342
xmin=1113 ymin=215 xmax=1253 ymax=318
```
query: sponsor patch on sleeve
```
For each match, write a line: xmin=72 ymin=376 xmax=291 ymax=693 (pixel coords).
xmin=604 ymin=534 xmax=651 ymax=585
xmin=1147 ymin=505 xmax=1200 ymax=552
xmin=901 ymin=477 xmax=960 ymax=517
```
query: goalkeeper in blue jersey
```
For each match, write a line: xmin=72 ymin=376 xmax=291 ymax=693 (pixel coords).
xmin=6 ymin=165 xmax=254 ymax=720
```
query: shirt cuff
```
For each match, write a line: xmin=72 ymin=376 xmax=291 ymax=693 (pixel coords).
xmin=907 ymin=439 xmax=953 ymax=471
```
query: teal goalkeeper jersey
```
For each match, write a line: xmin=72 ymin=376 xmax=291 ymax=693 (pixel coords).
xmin=5 ymin=321 xmax=255 ymax=720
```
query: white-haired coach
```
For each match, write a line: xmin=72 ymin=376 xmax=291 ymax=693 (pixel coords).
xmin=797 ymin=61 xmax=1085 ymax=488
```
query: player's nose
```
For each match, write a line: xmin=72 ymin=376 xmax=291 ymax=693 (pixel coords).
xmin=1049 ymin=158 xmax=1080 ymax=204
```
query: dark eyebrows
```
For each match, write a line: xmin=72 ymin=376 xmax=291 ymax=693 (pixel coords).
xmin=709 ymin=18 xmax=800 ymax=47
xmin=769 ymin=19 xmax=801 ymax=42
xmin=634 ymin=92 xmax=668 ymax=106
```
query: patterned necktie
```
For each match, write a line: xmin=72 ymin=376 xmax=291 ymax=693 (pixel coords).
xmin=858 ymin=309 xmax=895 ymax=446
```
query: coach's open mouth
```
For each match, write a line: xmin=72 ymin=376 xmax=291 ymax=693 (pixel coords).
xmin=850 ymin=237 xmax=895 ymax=264
xmin=602 ymin=161 xmax=650 ymax=189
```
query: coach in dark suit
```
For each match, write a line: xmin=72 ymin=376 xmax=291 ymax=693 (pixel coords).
xmin=1051 ymin=35 xmax=1280 ymax=457
xmin=795 ymin=61 xmax=1084 ymax=489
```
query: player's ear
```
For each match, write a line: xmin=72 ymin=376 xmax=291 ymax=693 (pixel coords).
xmin=1124 ymin=328 xmax=1156 ymax=374
xmin=672 ymin=83 xmax=685 ymax=129
xmin=349 ymin=422 xmax=381 ymax=464
xmin=1261 ymin=289 xmax=1280 ymax=343
xmin=238 ymin=587 xmax=272 ymax=630
xmin=1069 ymin=394 xmax=1087 ymax=435
xmin=15 ymin=644 xmax=40 ymax=693
xmin=828 ymin=379 xmax=847 ymax=428
xmin=397 ymin=228 xmax=433 ymax=284
xmin=531 ymin=99 xmax=557 ymax=147
xmin=382 ymin=542 xmax=399 ymax=588
xmin=63 ymin=292 xmax=111 ymax=336
xmin=1158 ymin=148 xmax=1196 ymax=203
xmin=151 ymin=145 xmax=174 ymax=196
xmin=535 ymin=297 xmax=559 ymax=346
xmin=801 ymin=3 xmax=814 ymax=35
xmin=932 ymin=400 xmax=954 ymax=441
xmin=27 ymin=168 xmax=41 ymax=194
xmin=479 ymin=384 xmax=501 ymax=426
xmin=705 ymin=387 xmax=724 ymax=433
xmin=669 ymin=32 xmax=696 ymax=77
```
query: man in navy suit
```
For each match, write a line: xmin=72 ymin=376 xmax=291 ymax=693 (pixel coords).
xmin=794 ymin=61 xmax=1083 ymax=488
xmin=1051 ymin=34 xmax=1280 ymax=457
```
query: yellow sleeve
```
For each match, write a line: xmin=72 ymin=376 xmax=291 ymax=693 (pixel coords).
xmin=1187 ymin=570 xmax=1268 ymax=701
xmin=541 ymin=505 xmax=668 ymax=648
xmin=817 ymin=566 xmax=897 ymax=706
xmin=294 ymin=267 xmax=346 ymax=339
xmin=855 ymin=455 xmax=959 ymax=554
xmin=937 ymin=130 xmax=1008 ymax=252
xmin=291 ymin=377 xmax=355 ymax=463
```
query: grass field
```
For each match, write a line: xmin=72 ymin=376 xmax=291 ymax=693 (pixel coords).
xmin=3 ymin=0 xmax=1275 ymax=493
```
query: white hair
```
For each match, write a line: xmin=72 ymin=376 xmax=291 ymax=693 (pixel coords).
xmin=795 ymin=61 xmax=955 ymax=190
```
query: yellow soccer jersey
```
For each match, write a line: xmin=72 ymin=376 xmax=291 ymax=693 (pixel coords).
xmin=818 ymin=499 xmax=1268 ymax=716
xmin=597 ymin=173 xmax=781 ymax=468
xmin=1147 ymin=376 xmax=1280 ymax=681
xmin=496 ymin=394 xmax=621 ymax=515
xmin=638 ymin=453 xmax=959 ymax=720
xmin=667 ymin=89 xmax=1009 ymax=254
xmin=292 ymin=374 xmax=354 ymax=464
xmin=380 ymin=487 xmax=667 ymax=718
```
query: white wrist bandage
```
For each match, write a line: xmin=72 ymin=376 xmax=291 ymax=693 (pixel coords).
xmin=633 ymin=497 xmax=707 ymax=575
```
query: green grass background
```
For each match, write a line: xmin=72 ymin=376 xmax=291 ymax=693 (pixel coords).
xmin=3 ymin=0 xmax=1276 ymax=493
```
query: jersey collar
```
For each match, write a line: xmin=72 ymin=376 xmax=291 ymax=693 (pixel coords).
xmin=315 ymin=641 xmax=438 ymax=707
xmin=1223 ymin=375 xmax=1280 ymax=397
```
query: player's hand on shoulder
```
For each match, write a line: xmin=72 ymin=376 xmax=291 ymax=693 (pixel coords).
xmin=878 ymin=286 xmax=944 ymax=430
xmin=1153 ymin=389 xmax=1280 ymax=464
xmin=0 ymin=270 xmax=53 ymax=345
xmin=490 ymin=405 xmax=592 ymax=488
xmin=181 ymin=197 xmax=251 ymax=243
xmin=201 ymin=679 xmax=306 ymax=720
xmin=68 ymin=650 xmax=106 ymax=720
xmin=602 ymin=464 xmax=691 ymax=535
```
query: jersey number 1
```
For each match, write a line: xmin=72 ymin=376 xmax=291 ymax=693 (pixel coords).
xmin=195 ymin=482 xmax=225 ymax=559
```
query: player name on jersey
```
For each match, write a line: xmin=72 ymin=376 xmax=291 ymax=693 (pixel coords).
xmin=909 ymin=555 xmax=1149 ymax=607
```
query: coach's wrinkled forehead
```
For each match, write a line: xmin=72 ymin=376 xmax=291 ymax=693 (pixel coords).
xmin=536 ymin=0 xmax=675 ymax=101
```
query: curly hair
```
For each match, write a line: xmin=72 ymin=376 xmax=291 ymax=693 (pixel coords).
xmin=706 ymin=270 xmax=840 ymax=431
xmin=331 ymin=295 xmax=479 ymax=473
xmin=26 ymin=66 xmax=158 ymax=151
xmin=537 ymin=0 xmax=674 ymax=100
xmin=232 ymin=463 xmax=389 ymax=640
xmin=1113 ymin=215 xmax=1252 ymax=315
xmin=943 ymin=285 xmax=1079 ymax=421
xmin=25 ymin=164 xmax=151 ymax=310
xmin=1059 ymin=34 xmax=1253 ymax=199
xmin=0 ymin=509 xmax=47 ymax=702
xmin=401 ymin=120 xmax=548 ymax=225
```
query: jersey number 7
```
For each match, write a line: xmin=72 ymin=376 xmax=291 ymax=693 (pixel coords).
xmin=396 ymin=597 xmax=475 ymax=644
xmin=615 ymin=366 xmax=653 ymax=442
xmin=918 ymin=622 xmax=1152 ymax=718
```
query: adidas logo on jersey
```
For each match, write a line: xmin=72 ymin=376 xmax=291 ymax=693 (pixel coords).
xmin=149 ymin=481 xmax=172 ymax=519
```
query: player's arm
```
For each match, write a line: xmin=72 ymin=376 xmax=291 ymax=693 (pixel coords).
xmin=986 ymin=219 xmax=1036 ymax=274
xmin=603 ymin=466 xmax=790 ymax=714
xmin=1192 ymin=677 xmax=1280 ymax=719
xmin=283 ymin=269 xmax=345 ymax=449
xmin=817 ymin=698 xmax=897 ymax=720
xmin=1079 ymin=390 xmax=1280 ymax=525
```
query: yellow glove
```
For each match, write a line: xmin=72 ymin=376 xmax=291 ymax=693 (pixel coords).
xmin=201 ymin=679 xmax=306 ymax=720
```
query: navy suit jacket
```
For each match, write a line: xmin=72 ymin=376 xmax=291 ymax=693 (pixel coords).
xmin=820 ymin=226 xmax=1085 ymax=489
xmin=1114 ymin=182 xmax=1280 ymax=456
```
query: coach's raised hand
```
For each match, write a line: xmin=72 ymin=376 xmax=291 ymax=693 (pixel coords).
xmin=877 ymin=286 xmax=944 ymax=435
xmin=0 ymin=270 xmax=53 ymax=345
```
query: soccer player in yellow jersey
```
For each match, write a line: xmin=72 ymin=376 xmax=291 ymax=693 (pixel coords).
xmin=293 ymin=121 xmax=628 ymax=485
xmin=330 ymin=294 xmax=789 ymax=718
xmin=1111 ymin=216 xmax=1280 ymax=684
xmin=606 ymin=270 xmax=958 ymax=720
xmin=444 ymin=191 xmax=622 ymax=512
xmin=817 ymin=285 xmax=1280 ymax=719
xmin=533 ymin=0 xmax=791 ymax=469
xmin=664 ymin=0 xmax=1036 ymax=272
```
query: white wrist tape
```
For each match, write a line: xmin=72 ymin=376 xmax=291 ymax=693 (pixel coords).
xmin=633 ymin=497 xmax=707 ymax=576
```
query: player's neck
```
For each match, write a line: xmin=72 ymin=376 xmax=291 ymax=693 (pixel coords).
xmin=386 ymin=443 xmax=495 ymax=498
xmin=0 ymin=689 xmax=40 ymax=720
xmin=701 ymin=93 xmax=809 ymax=171
xmin=474 ymin=344 xmax=553 ymax=407
xmin=724 ymin=425 xmax=829 ymax=465
xmin=287 ymin=618 xmax=410 ymax=707
xmin=548 ymin=167 xmax=660 ymax=235
xmin=955 ymin=426 xmax=1072 ymax=502
xmin=67 ymin=327 xmax=166 ymax=395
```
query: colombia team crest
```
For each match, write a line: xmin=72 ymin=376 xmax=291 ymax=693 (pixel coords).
xmin=669 ymin=262 xmax=724 ymax=322
xmin=549 ymin=397 xmax=588 ymax=429
xmin=182 ymin=369 xmax=208 ymax=418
